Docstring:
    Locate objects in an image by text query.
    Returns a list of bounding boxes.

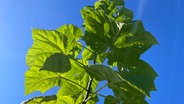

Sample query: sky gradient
[0,0,184,103]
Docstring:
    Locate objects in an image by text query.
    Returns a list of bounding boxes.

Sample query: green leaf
[57,96,75,104]
[25,24,83,95]
[82,46,106,64]
[119,60,158,97]
[26,24,82,67]
[86,65,122,82]
[25,59,86,95]
[108,82,148,104]
[25,68,62,95]
[81,7,122,54]
[94,0,133,22]
[81,9,110,53]
[22,95,57,104]
[82,46,94,61]
[40,53,71,73]
[56,24,83,55]
[104,95,117,104]
[57,73,99,104]
[108,20,158,66]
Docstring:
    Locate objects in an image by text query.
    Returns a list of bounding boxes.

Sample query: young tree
[23,0,158,104]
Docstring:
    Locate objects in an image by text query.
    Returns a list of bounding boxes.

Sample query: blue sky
[0,0,184,104]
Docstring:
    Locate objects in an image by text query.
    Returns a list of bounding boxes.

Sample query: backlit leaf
[57,73,99,104]
[25,68,62,95]
[26,24,82,68]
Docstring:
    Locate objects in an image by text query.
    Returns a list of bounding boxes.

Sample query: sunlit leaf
[25,68,62,95]
[26,24,82,67]
[57,73,99,104]
[57,96,75,104]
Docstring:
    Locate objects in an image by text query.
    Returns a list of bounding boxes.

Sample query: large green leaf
[108,20,158,66]
[85,65,149,103]
[25,24,83,95]
[25,68,62,95]
[40,53,71,73]
[56,24,83,55]
[119,60,158,97]
[26,24,82,67]
[109,82,148,104]
[81,8,112,54]
[25,59,87,95]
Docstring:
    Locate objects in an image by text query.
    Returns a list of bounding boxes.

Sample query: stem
[82,54,97,104]
[82,78,93,104]
[84,82,108,102]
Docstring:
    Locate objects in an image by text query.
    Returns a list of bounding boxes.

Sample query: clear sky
[0,0,183,104]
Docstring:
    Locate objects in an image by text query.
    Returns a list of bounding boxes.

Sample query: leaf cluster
[24,0,158,104]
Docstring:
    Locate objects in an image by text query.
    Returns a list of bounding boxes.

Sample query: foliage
[23,0,158,104]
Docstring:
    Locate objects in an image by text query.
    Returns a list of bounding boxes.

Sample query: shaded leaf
[81,6,120,54]
[119,60,158,97]
[109,82,148,104]
[86,65,122,82]
[94,0,133,22]
[40,53,71,73]
[104,95,117,104]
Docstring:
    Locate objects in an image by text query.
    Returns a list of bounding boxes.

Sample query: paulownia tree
[23,0,158,104]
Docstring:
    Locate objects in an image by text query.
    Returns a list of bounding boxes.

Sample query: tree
[23,0,158,104]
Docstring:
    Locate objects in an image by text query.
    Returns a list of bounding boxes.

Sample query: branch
[82,54,97,104]
[82,78,93,104]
